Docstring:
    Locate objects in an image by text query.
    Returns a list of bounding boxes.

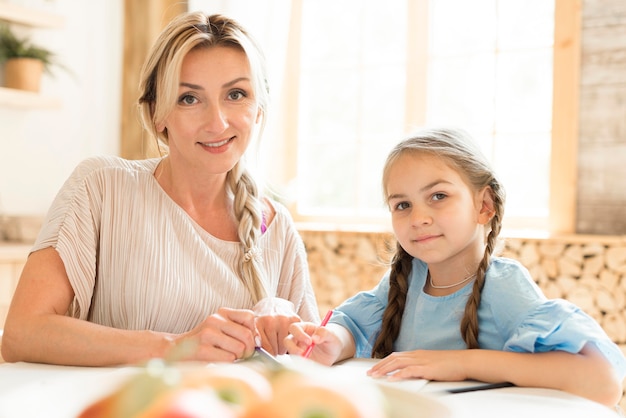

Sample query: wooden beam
[120,0,187,160]
[550,0,581,235]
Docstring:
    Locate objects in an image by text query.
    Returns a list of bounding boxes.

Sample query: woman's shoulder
[65,156,161,190]
[73,155,160,176]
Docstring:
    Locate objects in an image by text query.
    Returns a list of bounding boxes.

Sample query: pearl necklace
[429,272,477,289]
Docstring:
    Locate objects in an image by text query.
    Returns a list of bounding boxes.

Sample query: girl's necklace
[429,272,477,289]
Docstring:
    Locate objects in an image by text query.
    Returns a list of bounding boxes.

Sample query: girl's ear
[477,186,496,225]
[156,121,166,133]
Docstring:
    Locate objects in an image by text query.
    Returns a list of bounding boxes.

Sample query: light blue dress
[330,257,626,378]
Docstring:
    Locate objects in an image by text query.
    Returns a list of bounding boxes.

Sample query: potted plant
[0,24,61,92]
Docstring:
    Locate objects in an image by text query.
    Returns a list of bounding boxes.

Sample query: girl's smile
[413,234,442,244]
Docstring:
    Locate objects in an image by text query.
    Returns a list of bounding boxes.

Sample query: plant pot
[3,57,44,92]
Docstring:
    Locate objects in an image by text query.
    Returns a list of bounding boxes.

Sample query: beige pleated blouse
[31,156,319,332]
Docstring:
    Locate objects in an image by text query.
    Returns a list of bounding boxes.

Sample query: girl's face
[386,152,492,270]
[157,46,260,176]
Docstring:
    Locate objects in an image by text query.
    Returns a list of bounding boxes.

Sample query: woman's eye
[179,94,198,105]
[228,89,246,101]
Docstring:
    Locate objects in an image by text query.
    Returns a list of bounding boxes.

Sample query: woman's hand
[252,297,300,355]
[255,313,300,355]
[367,350,468,382]
[284,322,344,366]
[171,307,257,363]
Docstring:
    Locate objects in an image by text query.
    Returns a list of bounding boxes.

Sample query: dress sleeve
[330,273,390,358]
[504,298,626,379]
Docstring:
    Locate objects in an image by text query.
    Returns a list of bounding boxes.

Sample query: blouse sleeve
[31,157,106,320]
[504,298,626,379]
[270,202,320,323]
[330,273,390,358]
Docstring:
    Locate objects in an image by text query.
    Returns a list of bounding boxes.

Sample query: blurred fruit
[180,363,272,414]
[80,358,389,418]
[241,366,387,418]
[79,359,180,418]
[135,388,236,418]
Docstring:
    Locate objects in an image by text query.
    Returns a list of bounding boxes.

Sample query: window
[188,0,577,234]
[295,0,409,220]
[293,0,555,231]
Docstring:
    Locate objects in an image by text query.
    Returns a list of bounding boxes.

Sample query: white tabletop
[0,359,619,418]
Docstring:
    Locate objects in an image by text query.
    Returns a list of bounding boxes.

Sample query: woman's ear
[477,186,495,225]
[156,121,166,133]
[256,107,263,124]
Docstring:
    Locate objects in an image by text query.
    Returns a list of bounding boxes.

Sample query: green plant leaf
[0,24,63,74]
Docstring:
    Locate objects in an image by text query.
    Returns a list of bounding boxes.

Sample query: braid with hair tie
[372,243,412,358]
[459,180,504,348]
[227,162,268,304]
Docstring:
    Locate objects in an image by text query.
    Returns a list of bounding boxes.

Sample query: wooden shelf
[0,3,64,108]
[0,86,61,108]
[0,2,64,28]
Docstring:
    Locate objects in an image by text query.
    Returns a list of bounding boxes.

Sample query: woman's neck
[155,157,239,241]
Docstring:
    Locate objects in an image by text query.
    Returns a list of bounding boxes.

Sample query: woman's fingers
[256,314,300,355]
[176,308,257,362]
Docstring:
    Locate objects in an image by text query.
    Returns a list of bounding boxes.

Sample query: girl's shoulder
[488,256,527,273]
[481,257,546,313]
[486,257,535,285]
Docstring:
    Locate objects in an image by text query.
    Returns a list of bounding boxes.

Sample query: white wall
[0,0,123,216]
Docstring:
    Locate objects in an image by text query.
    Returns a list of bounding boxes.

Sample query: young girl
[285,128,626,408]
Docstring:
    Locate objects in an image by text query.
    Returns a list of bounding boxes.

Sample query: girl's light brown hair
[137,12,270,304]
[372,127,506,358]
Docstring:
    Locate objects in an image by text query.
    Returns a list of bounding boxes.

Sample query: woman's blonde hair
[372,127,506,358]
[138,12,270,304]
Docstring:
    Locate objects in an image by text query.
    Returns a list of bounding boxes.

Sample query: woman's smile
[197,136,235,152]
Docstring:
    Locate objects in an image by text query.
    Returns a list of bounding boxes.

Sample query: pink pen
[302,309,333,358]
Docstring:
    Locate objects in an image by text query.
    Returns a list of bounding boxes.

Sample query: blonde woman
[2,12,319,366]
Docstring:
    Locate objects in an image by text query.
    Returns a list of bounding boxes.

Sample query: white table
[0,359,620,418]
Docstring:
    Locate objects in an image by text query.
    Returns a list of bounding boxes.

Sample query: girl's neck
[425,256,482,296]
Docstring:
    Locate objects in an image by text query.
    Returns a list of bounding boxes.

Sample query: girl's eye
[179,94,198,105]
[432,192,447,202]
[394,201,410,211]
[228,89,247,101]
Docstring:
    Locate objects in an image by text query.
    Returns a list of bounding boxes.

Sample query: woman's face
[158,45,260,176]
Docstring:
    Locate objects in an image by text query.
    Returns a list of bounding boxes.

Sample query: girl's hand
[284,322,343,366]
[172,307,257,362]
[367,350,468,382]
